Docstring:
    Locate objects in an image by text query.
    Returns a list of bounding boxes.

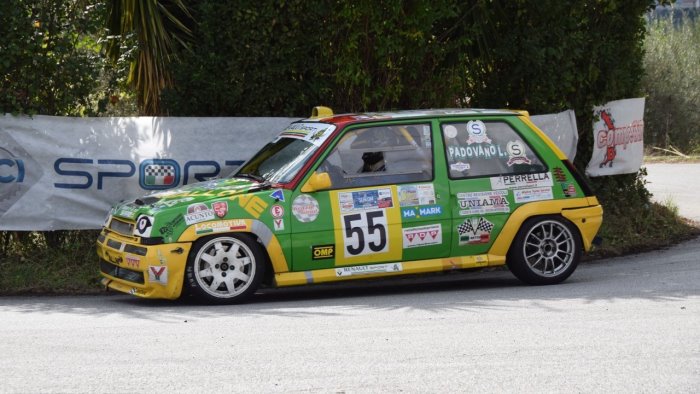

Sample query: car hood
[110,177,263,220]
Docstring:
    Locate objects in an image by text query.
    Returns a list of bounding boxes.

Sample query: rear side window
[441,121,546,179]
[318,123,433,189]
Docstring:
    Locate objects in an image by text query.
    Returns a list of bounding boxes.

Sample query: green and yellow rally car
[97,107,603,303]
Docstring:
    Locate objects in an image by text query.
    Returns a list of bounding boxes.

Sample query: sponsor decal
[562,183,577,197]
[148,266,168,285]
[184,209,215,225]
[235,194,268,219]
[397,184,436,207]
[271,204,284,219]
[312,244,335,260]
[513,187,554,203]
[342,210,389,257]
[506,140,532,166]
[401,205,442,219]
[279,123,336,146]
[443,124,458,139]
[490,172,553,190]
[466,120,491,144]
[457,190,510,216]
[116,206,137,219]
[270,189,285,202]
[159,215,184,237]
[194,219,247,235]
[187,203,208,214]
[338,188,393,213]
[157,250,167,265]
[134,215,154,237]
[129,288,145,296]
[273,218,284,231]
[448,144,507,161]
[140,159,179,190]
[152,197,195,209]
[450,162,471,172]
[402,224,442,248]
[552,167,568,182]
[292,194,320,222]
[457,217,494,245]
[124,254,140,268]
[212,201,228,218]
[335,262,403,277]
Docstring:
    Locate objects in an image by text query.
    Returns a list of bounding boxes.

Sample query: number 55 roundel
[330,187,403,266]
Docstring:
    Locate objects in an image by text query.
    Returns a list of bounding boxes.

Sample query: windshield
[235,123,336,184]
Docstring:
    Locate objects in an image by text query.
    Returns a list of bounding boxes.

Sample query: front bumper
[96,229,192,299]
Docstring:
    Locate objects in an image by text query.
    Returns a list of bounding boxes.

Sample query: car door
[289,122,450,272]
[440,117,551,258]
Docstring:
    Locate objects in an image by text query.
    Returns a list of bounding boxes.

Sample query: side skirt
[273,254,505,287]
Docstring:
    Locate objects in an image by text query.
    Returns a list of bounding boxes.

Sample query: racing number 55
[343,210,388,257]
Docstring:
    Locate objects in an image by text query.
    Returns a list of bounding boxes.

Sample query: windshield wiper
[236,173,266,183]
[236,173,273,190]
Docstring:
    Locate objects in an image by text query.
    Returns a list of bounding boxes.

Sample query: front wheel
[185,233,265,304]
[507,216,582,285]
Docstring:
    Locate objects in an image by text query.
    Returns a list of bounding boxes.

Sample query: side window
[442,120,546,179]
[318,124,433,189]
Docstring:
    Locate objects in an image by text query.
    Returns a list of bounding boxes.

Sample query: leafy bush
[643,11,700,153]
[0,1,102,115]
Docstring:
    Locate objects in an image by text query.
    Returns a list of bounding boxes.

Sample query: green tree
[0,0,106,115]
[104,0,193,115]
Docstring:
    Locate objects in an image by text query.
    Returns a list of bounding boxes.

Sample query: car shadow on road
[2,257,698,323]
[2,237,699,320]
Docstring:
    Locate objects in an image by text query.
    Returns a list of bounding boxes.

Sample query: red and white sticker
[273,218,284,231]
[148,266,168,285]
[402,224,442,248]
[212,201,228,218]
[271,204,285,219]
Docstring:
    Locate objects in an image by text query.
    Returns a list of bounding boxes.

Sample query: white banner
[1,111,582,231]
[530,110,578,160]
[0,115,297,230]
[585,98,645,177]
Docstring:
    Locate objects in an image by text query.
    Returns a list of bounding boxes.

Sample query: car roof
[299,108,524,125]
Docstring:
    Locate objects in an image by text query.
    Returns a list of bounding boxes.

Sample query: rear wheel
[185,233,264,304]
[507,216,581,285]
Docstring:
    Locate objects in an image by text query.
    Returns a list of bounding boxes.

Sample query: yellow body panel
[490,197,603,256]
[274,254,490,287]
[96,231,191,299]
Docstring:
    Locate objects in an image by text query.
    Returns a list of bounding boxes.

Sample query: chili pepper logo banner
[585,98,645,177]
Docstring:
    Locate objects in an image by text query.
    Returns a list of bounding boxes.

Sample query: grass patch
[588,201,699,259]
[644,155,700,164]
[0,231,103,295]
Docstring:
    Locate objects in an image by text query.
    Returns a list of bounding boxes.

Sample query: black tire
[506,216,582,285]
[185,233,265,304]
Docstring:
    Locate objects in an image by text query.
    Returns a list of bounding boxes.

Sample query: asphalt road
[1,163,698,393]
[1,238,699,393]
[645,162,700,222]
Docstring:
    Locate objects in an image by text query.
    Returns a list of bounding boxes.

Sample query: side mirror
[301,172,332,193]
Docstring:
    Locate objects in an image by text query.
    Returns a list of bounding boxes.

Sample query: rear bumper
[96,230,192,299]
[561,203,604,251]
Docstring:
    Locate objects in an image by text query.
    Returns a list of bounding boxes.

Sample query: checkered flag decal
[144,164,175,186]
[476,217,494,233]
[458,218,493,235]
[457,220,474,235]
[145,165,175,177]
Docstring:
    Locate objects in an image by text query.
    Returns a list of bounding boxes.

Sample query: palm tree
[104,0,192,115]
